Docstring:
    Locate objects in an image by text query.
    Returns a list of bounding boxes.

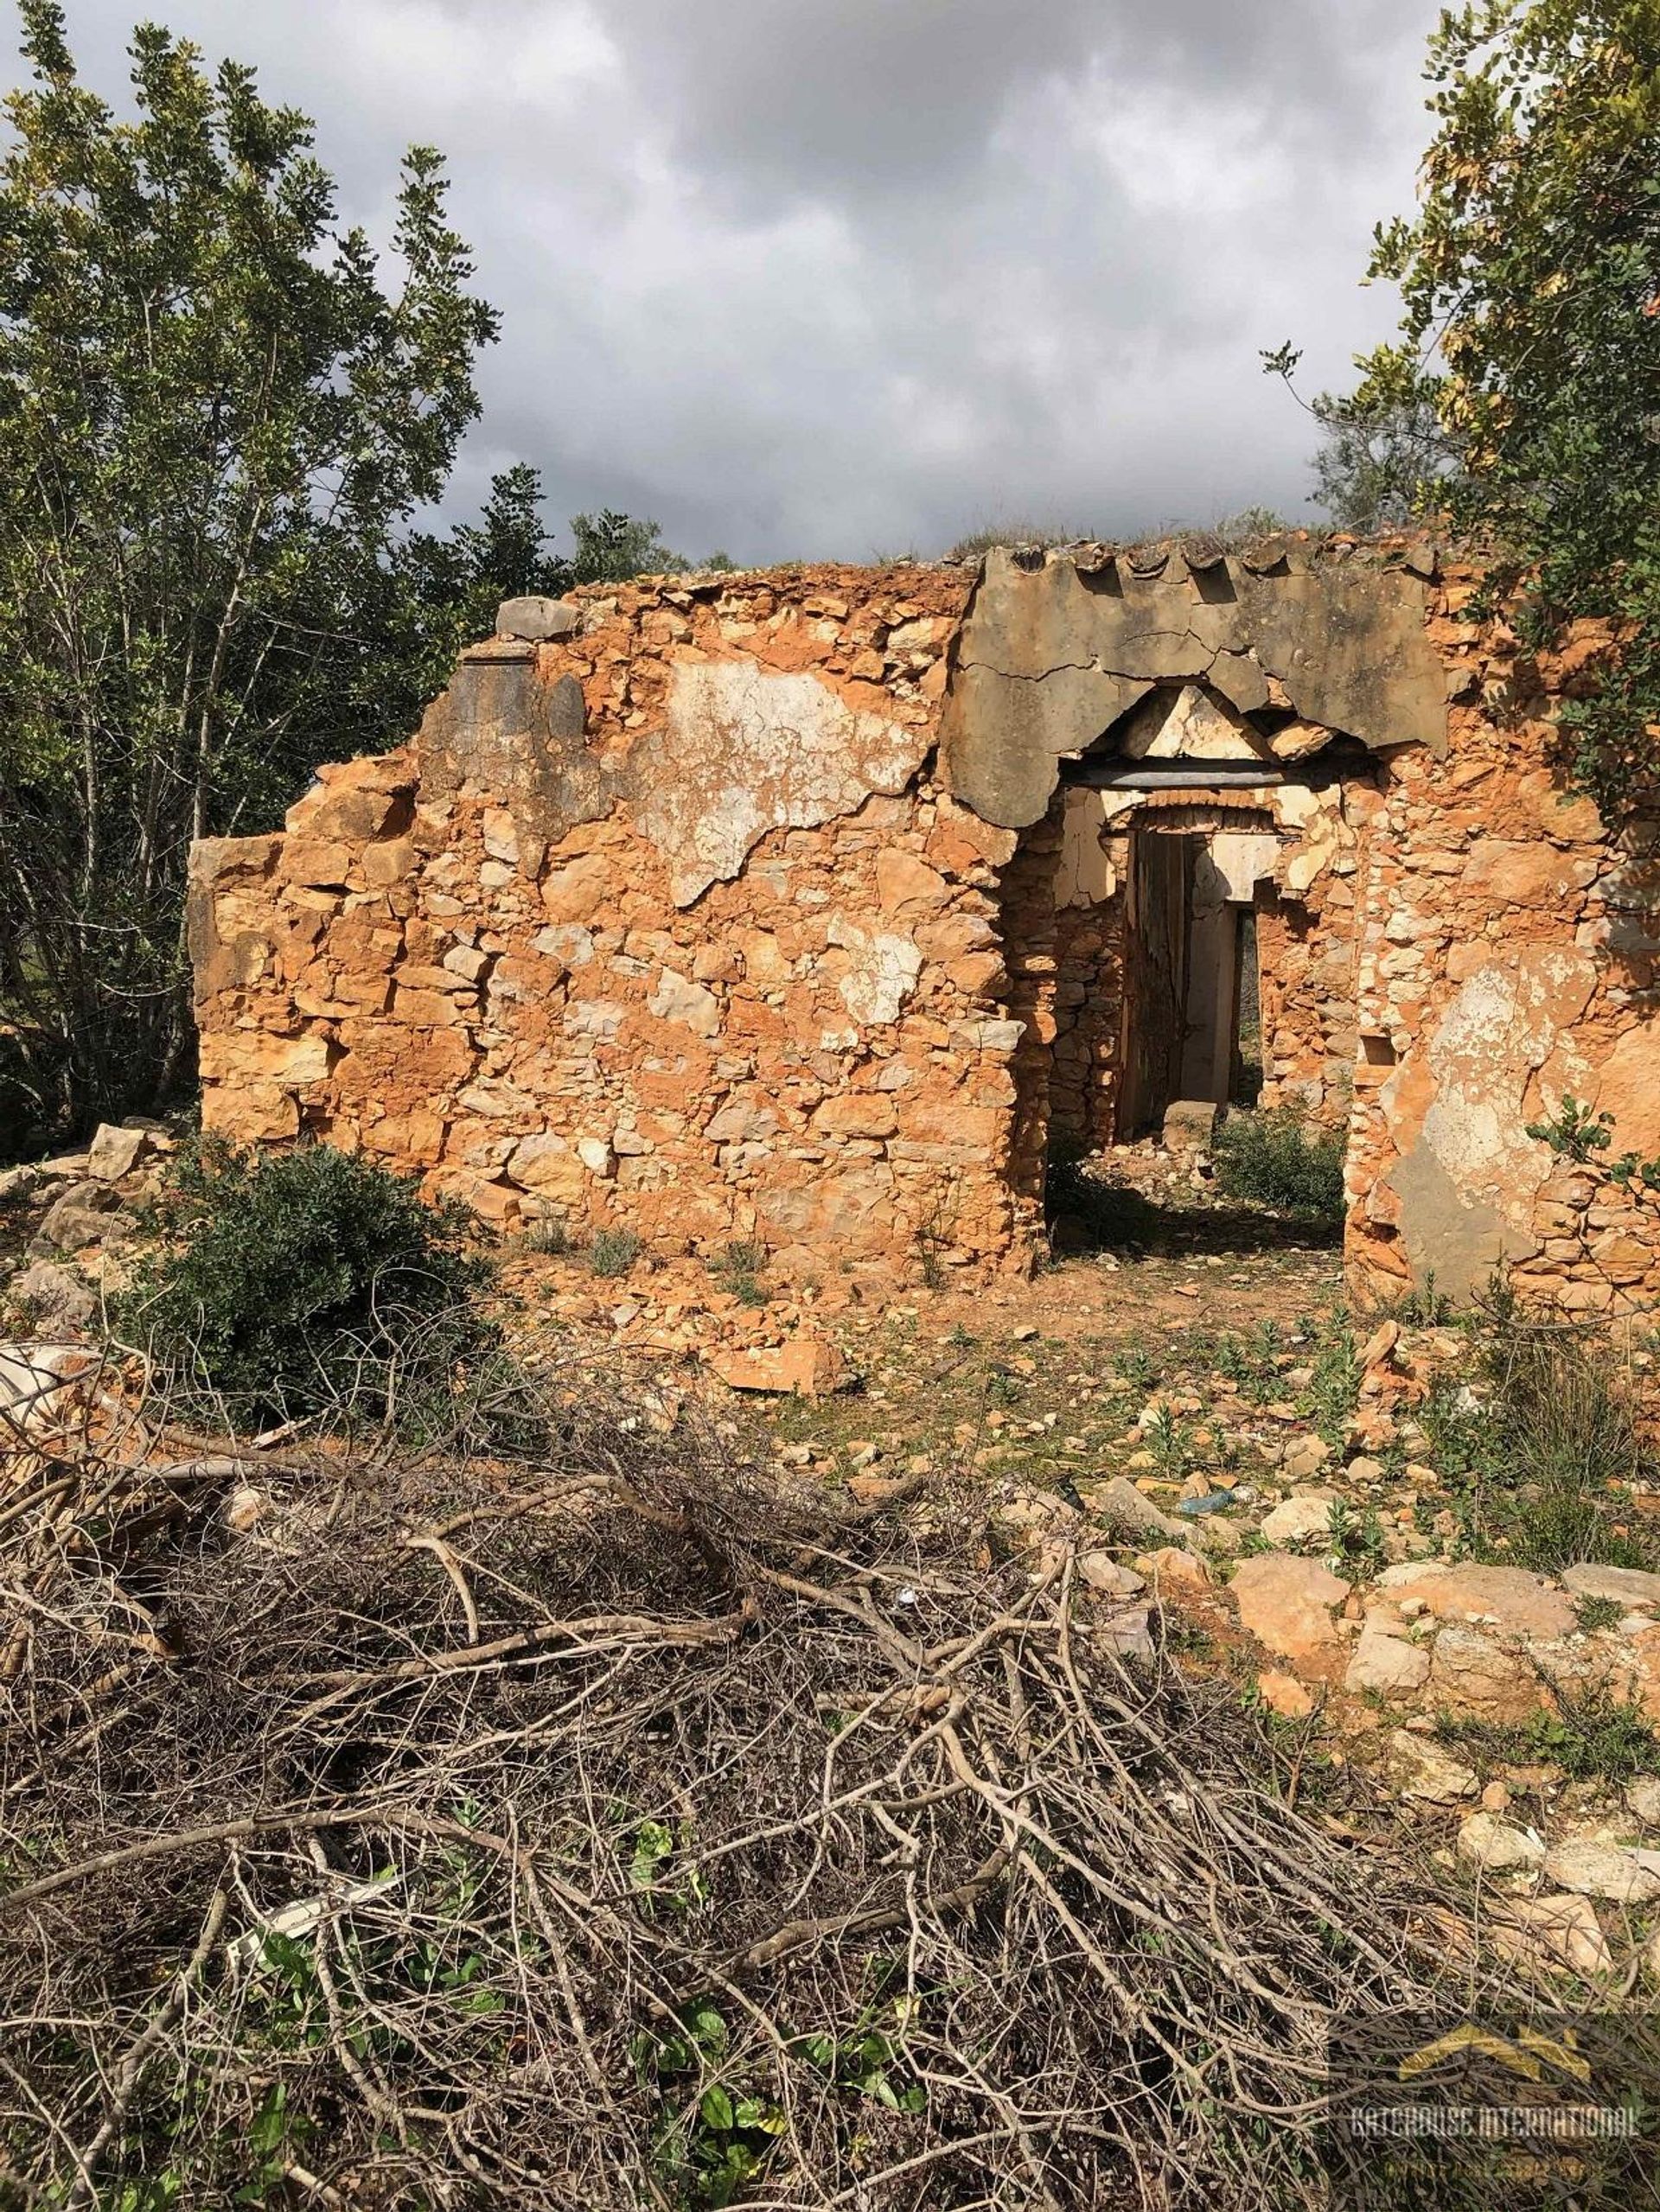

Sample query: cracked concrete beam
[939,546,1447,829]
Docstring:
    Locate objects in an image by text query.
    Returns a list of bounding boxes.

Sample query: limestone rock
[1389,1729,1477,1804]
[1259,1489,1338,1546]
[1080,1476,1186,1543]
[1491,1894,1612,1979]
[495,594,578,641]
[1344,1618,1430,1699]
[1625,1777,1660,1829]
[1257,1670,1314,1718]
[1077,1552,1146,1599]
[1092,1605,1156,1663]
[1427,1624,1545,1721]
[1455,1812,1544,1873]
[1229,1554,1350,1674]
[1376,1561,1576,1642]
[1135,1546,1214,1595]
[7,1261,95,1331]
[86,1122,153,1181]
[1279,1437,1333,1484]
[1542,1836,1660,1905]
[1562,1563,1660,1612]
[38,1183,124,1253]
[707,1335,846,1399]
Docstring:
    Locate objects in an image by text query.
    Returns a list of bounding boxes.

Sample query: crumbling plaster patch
[631,660,930,906]
[1382,947,1598,1295]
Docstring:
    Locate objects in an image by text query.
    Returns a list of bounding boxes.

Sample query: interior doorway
[1117,826,1269,1142]
[1116,832,1197,1139]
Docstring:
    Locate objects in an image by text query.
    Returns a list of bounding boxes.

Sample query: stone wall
[192,564,1050,1279]
[188,538,1660,1305]
[1343,572,1660,1308]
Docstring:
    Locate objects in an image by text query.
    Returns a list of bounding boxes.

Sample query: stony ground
[10,1125,1660,1985]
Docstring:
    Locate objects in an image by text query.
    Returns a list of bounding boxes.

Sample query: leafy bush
[590,1227,643,1278]
[1419,1283,1657,1574]
[112,1141,493,1425]
[1212,1110,1344,1222]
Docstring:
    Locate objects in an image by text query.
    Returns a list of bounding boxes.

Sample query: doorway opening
[1117,821,1274,1143]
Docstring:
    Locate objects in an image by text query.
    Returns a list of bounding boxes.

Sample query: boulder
[86,1122,153,1181]
[1229,1554,1350,1674]
[7,1260,95,1331]
[1456,1813,1545,1873]
[1389,1729,1477,1804]
[707,1334,846,1399]
[495,594,578,641]
[37,1182,125,1253]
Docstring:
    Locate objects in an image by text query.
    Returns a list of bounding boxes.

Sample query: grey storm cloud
[0,0,1445,563]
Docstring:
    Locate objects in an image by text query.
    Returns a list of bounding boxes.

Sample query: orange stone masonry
[188,543,1660,1304]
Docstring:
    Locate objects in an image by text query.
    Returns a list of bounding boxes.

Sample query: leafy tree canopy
[0,6,715,1157]
[1291,1,1660,815]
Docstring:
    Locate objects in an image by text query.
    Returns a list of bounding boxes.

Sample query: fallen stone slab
[86,1121,154,1181]
[1229,1553,1350,1675]
[1561,1563,1660,1612]
[1542,1836,1660,1905]
[1455,1812,1545,1873]
[706,1334,846,1399]
[1375,1560,1576,1642]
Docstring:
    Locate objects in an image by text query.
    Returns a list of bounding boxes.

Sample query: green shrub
[1212,1110,1344,1221]
[1419,1282,1657,1573]
[112,1140,493,1425]
[590,1227,643,1278]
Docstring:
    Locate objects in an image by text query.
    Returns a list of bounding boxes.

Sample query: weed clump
[1213,1110,1344,1223]
[590,1226,643,1278]
[112,1139,493,1426]
[1421,1281,1657,1573]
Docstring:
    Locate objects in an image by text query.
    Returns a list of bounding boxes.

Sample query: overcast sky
[2,0,1446,564]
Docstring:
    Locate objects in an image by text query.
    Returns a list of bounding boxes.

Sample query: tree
[1348,0,1660,816]
[0,3,497,1151]
[1261,347,1463,532]
[570,507,687,584]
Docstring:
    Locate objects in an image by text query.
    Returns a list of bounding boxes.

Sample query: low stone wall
[191,564,1047,1278]
[188,539,1660,1306]
[1344,575,1660,1308]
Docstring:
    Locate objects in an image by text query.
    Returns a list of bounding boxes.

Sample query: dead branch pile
[0,1348,1606,2209]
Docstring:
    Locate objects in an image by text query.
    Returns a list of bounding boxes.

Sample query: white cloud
[0,0,1446,559]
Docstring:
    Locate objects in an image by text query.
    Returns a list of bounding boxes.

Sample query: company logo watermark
[1324,2008,1658,2206]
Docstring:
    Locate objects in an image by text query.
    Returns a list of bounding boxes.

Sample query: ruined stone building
[188,535,1660,1307]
